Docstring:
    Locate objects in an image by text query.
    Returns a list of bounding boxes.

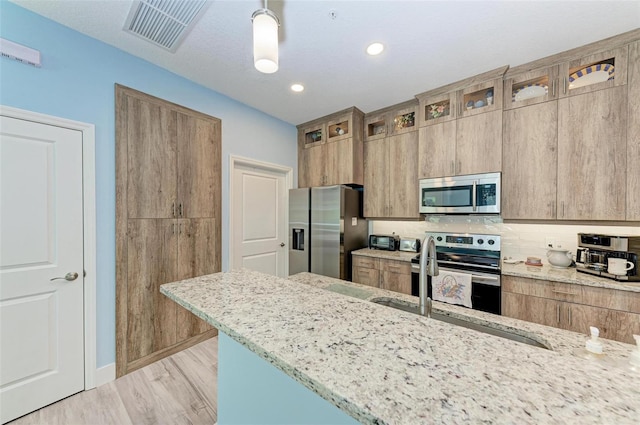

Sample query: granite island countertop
[161,269,639,425]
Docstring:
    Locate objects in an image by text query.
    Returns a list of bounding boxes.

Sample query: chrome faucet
[419,235,439,317]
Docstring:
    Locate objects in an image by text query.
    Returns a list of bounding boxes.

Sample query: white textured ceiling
[10,0,640,125]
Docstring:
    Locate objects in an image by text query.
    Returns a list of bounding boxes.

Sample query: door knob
[280,242,285,247]
[50,272,79,282]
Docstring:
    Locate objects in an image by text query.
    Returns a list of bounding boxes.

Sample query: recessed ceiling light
[366,42,384,56]
[291,83,304,92]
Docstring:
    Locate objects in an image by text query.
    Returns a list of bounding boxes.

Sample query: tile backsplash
[370,217,640,261]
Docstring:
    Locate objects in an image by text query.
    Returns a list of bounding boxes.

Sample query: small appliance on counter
[576,233,639,281]
[399,238,421,253]
[368,234,399,251]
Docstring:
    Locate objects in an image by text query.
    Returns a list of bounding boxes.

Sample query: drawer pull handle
[552,289,578,296]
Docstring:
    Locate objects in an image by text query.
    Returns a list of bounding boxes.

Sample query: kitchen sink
[371,298,549,349]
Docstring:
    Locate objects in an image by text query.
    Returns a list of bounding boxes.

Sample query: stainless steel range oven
[411,232,502,315]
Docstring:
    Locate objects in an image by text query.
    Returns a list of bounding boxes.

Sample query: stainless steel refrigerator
[289,185,367,280]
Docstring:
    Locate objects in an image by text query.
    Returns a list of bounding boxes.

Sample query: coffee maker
[576,233,639,281]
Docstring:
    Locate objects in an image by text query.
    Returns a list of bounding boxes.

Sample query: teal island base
[217,333,359,425]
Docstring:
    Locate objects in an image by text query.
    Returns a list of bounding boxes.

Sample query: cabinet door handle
[568,307,572,326]
[563,77,567,94]
[556,304,561,324]
[172,202,176,218]
[551,79,556,97]
[172,222,177,234]
[561,201,565,218]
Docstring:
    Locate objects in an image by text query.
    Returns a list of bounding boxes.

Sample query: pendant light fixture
[252,0,280,73]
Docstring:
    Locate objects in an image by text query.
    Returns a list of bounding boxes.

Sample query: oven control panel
[426,232,500,252]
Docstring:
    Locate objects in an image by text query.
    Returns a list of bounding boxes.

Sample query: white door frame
[229,155,293,274]
[0,105,97,390]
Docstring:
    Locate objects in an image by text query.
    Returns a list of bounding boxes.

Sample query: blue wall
[0,1,297,368]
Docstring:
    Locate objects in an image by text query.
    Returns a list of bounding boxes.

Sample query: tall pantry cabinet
[115,85,220,377]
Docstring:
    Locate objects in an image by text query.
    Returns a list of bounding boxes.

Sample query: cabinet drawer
[353,267,379,288]
[353,256,379,269]
[379,259,411,274]
[502,276,582,303]
[579,285,640,314]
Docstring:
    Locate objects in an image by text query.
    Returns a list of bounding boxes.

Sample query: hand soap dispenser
[586,326,604,355]
[575,326,609,362]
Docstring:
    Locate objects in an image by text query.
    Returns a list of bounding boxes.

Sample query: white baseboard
[95,362,116,387]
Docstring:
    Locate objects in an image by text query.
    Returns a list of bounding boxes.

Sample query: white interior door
[232,162,288,277]
[0,116,85,423]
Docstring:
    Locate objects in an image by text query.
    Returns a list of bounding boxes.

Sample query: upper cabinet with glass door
[390,101,418,135]
[504,65,559,110]
[326,113,353,143]
[559,46,628,97]
[300,123,326,148]
[457,76,504,118]
[417,91,456,127]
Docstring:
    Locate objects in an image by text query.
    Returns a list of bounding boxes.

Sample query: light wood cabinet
[502,275,640,344]
[363,100,420,219]
[502,35,637,222]
[126,102,219,219]
[363,138,387,217]
[297,107,364,188]
[379,260,412,294]
[352,256,412,295]
[502,101,558,220]
[126,97,177,219]
[627,40,640,220]
[455,111,502,176]
[417,67,507,179]
[116,85,219,377]
[417,111,502,178]
[364,132,419,218]
[557,86,627,220]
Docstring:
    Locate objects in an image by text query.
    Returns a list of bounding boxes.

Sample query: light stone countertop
[501,262,640,293]
[352,248,417,262]
[351,249,640,293]
[161,269,639,425]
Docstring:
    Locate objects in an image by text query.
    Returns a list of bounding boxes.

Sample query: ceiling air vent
[124,0,209,52]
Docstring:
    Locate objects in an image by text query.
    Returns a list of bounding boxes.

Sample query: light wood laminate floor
[10,337,218,425]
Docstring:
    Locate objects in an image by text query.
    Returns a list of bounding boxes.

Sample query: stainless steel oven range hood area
[419,172,501,215]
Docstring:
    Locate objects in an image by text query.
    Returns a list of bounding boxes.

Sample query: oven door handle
[411,264,501,287]
[437,260,500,271]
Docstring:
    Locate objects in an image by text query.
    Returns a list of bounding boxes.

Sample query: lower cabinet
[352,256,412,295]
[502,276,640,344]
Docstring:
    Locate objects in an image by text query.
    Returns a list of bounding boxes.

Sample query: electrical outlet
[545,237,556,248]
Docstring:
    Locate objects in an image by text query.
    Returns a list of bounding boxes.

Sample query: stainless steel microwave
[419,172,501,214]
